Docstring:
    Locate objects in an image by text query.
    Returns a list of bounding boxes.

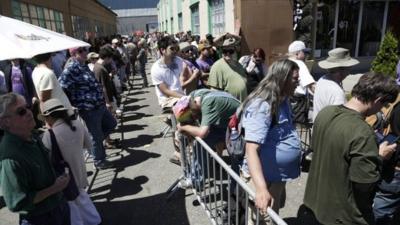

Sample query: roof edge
[94,0,118,16]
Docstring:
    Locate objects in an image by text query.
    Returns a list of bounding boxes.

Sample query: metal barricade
[166,134,287,225]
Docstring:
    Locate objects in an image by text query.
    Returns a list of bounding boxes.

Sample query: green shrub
[371,31,399,78]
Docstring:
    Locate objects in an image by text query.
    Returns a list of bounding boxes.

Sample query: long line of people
[150,31,400,225]
[0,34,151,225]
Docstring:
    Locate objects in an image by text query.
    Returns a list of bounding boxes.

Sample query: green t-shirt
[0,132,63,217]
[304,105,381,225]
[191,89,240,129]
[208,58,248,102]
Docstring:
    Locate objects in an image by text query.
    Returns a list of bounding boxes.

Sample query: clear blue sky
[98,0,159,10]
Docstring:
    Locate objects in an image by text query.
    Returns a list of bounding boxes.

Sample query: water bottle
[230,127,239,141]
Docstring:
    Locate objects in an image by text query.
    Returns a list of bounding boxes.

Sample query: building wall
[238,0,293,65]
[117,15,158,34]
[158,0,235,37]
[0,0,117,39]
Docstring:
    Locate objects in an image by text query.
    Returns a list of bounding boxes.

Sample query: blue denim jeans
[191,127,226,190]
[79,105,117,163]
[373,170,400,225]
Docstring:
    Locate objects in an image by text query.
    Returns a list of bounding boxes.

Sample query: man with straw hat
[313,48,359,121]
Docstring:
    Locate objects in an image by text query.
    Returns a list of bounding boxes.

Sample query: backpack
[225,107,246,157]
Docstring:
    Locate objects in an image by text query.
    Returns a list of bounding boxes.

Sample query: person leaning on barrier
[303,72,398,225]
[0,93,71,225]
[240,59,301,225]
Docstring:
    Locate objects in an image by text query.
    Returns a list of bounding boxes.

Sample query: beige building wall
[198,0,209,37]
[224,0,235,34]
[181,0,191,33]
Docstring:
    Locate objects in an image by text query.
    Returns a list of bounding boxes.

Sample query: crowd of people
[0,28,400,225]
[150,31,400,225]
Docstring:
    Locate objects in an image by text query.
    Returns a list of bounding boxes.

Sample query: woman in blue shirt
[241,59,301,223]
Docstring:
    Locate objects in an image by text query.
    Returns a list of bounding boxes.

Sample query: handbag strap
[48,129,64,163]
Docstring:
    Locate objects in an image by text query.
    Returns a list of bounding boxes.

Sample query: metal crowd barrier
[166,133,287,225]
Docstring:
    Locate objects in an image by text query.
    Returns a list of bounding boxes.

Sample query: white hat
[111,38,119,44]
[318,48,360,69]
[87,52,99,60]
[222,37,238,49]
[288,40,311,53]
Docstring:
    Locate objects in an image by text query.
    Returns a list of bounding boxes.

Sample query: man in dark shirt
[0,93,70,225]
[93,46,115,113]
[304,72,398,225]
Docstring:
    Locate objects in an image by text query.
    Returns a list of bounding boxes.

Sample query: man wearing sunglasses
[59,47,117,170]
[151,36,185,109]
[0,93,71,225]
[208,37,247,102]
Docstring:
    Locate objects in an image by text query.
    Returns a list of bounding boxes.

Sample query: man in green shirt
[304,72,398,225]
[0,93,70,225]
[208,37,248,102]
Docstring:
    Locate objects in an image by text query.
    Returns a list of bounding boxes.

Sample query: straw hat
[318,48,359,69]
[179,42,192,52]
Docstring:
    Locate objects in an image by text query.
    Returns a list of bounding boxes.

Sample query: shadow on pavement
[91,176,149,201]
[122,112,152,122]
[118,124,147,133]
[284,204,321,225]
[94,189,192,225]
[122,134,162,148]
[124,104,149,112]
[113,149,161,169]
[124,97,146,105]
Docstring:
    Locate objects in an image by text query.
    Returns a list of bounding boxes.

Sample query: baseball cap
[288,41,311,53]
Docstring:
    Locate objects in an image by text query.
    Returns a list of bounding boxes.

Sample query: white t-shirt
[290,58,315,95]
[151,57,184,105]
[313,75,346,121]
[32,66,72,110]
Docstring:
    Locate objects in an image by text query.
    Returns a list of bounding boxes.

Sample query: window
[209,0,225,36]
[178,13,183,32]
[191,4,200,35]
[335,0,360,56]
[315,0,336,58]
[359,1,385,56]
[11,0,65,33]
[71,15,90,39]
[386,1,400,40]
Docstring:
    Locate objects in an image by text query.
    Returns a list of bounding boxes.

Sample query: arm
[180,66,200,89]
[177,124,209,138]
[33,174,70,204]
[246,142,273,212]
[306,83,315,94]
[158,82,184,98]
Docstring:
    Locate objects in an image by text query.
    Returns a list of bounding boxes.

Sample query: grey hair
[240,59,299,122]
[0,93,23,130]
[0,93,20,118]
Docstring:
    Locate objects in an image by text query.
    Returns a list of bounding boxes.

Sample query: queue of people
[0,34,150,225]
[1,28,400,225]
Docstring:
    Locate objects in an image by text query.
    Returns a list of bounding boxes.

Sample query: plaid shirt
[59,58,105,111]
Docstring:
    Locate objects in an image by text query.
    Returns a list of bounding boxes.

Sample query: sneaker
[94,160,114,170]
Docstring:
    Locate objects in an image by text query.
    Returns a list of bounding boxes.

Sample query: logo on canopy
[15,34,50,41]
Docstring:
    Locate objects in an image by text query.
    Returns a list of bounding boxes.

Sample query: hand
[379,141,396,160]
[52,173,70,192]
[176,123,182,132]
[106,103,113,112]
[254,188,274,214]
[193,68,201,78]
